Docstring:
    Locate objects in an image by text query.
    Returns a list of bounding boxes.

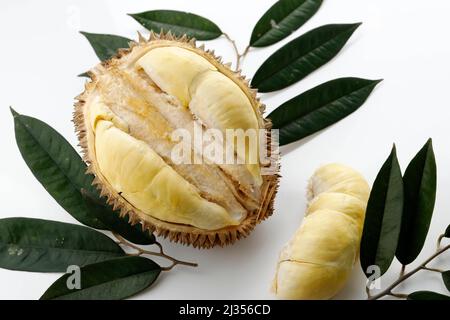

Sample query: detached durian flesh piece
[74,32,279,248]
[272,164,369,299]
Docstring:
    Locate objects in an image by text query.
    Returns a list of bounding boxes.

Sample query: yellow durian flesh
[273,163,369,300]
[307,163,370,202]
[136,46,262,185]
[136,46,216,107]
[306,192,367,229]
[93,119,238,230]
[75,33,279,247]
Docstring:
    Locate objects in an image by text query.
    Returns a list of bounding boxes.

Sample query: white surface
[1,0,450,300]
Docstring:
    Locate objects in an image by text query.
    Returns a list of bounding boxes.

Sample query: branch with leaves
[360,140,450,300]
[2,0,382,300]
[81,0,380,147]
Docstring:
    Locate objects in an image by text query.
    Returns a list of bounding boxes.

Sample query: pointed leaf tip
[12,113,107,229]
[360,144,403,278]
[10,107,18,117]
[80,32,132,61]
[396,139,437,265]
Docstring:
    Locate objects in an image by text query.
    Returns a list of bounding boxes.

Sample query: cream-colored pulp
[85,46,263,230]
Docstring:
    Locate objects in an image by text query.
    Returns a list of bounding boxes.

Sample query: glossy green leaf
[80,32,131,61]
[250,0,322,47]
[11,109,106,229]
[268,78,381,146]
[396,139,437,265]
[40,257,161,300]
[129,10,222,40]
[360,145,403,278]
[408,291,450,300]
[81,190,155,245]
[0,218,124,272]
[252,23,361,92]
[442,271,450,291]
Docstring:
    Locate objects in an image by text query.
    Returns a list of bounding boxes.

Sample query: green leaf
[128,10,222,40]
[80,32,131,61]
[250,0,322,47]
[360,145,403,278]
[442,271,450,291]
[396,139,437,265]
[81,190,155,245]
[11,109,106,229]
[408,291,450,300]
[252,23,361,92]
[445,225,450,237]
[268,78,381,146]
[40,257,161,300]
[0,218,124,272]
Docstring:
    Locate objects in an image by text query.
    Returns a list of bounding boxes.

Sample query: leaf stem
[223,33,250,71]
[112,233,198,270]
[437,234,444,249]
[400,265,406,277]
[368,244,450,300]
[421,266,443,273]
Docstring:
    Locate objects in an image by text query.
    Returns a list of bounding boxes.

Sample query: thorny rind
[366,234,450,300]
[113,232,198,271]
[74,31,280,249]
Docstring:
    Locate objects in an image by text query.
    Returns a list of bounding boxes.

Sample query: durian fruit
[74,31,279,248]
[272,164,369,299]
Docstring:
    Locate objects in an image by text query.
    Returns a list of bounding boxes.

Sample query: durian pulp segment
[306,192,367,230]
[88,98,240,230]
[307,164,370,203]
[136,46,262,186]
[273,164,369,299]
[274,210,358,299]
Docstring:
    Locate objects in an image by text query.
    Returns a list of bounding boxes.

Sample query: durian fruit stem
[223,33,250,71]
[367,244,450,300]
[112,233,198,270]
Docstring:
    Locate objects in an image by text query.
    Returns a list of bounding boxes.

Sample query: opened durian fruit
[74,32,279,248]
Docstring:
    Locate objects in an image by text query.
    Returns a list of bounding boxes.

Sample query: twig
[421,266,443,273]
[223,33,250,71]
[112,233,198,271]
[388,292,409,299]
[365,282,372,299]
[368,244,450,300]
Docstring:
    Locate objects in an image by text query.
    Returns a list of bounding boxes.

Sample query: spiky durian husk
[74,31,280,248]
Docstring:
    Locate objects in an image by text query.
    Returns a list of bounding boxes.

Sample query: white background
[1,0,449,300]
